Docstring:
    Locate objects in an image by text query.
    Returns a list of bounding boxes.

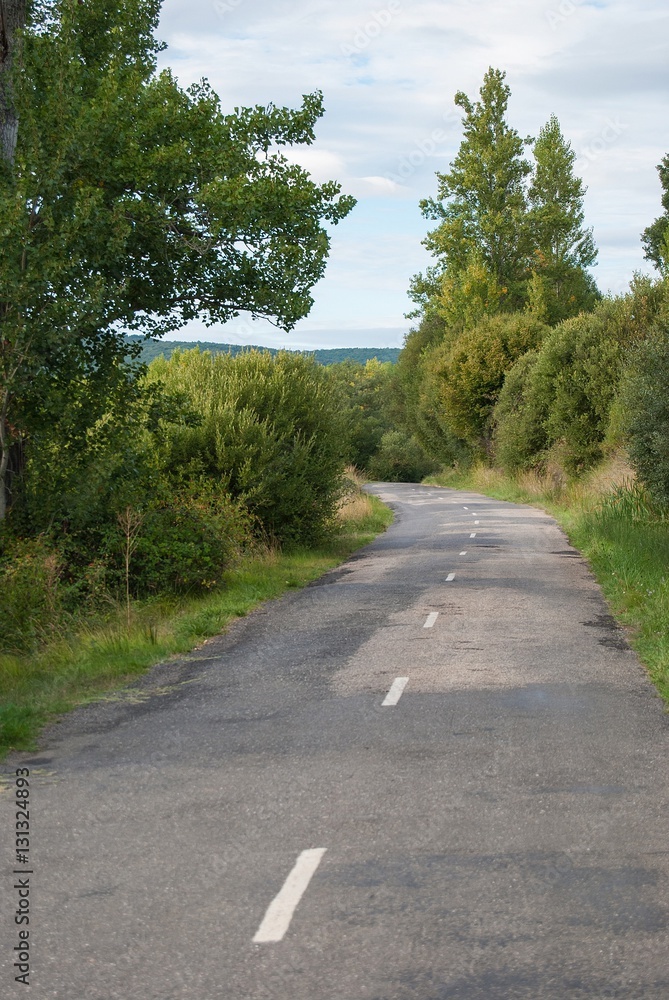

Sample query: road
[2,482,669,999]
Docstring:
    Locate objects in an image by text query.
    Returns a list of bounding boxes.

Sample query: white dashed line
[470,533,476,538]
[460,551,467,556]
[445,573,456,582]
[424,612,439,628]
[382,677,409,706]
[253,849,327,944]
[463,506,469,509]
[474,521,480,525]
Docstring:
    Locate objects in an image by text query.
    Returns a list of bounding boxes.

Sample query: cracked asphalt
[2,482,668,999]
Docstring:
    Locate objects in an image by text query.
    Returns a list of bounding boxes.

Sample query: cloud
[156,0,667,345]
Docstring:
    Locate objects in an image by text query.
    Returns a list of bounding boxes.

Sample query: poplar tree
[526,114,598,323]
[419,68,532,312]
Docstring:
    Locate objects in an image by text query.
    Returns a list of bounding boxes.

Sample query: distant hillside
[125,336,400,366]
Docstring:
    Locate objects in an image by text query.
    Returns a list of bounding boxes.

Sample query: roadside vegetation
[0,481,392,757]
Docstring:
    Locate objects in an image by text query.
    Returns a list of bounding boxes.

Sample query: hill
[125,336,400,366]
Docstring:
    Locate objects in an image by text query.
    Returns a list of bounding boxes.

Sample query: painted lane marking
[474,520,480,525]
[459,551,467,556]
[382,677,409,706]
[463,506,469,509]
[424,612,439,629]
[253,849,327,943]
[470,533,476,538]
[445,573,456,582]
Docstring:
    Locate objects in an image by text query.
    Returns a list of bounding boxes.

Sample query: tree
[419,68,532,315]
[642,154,669,275]
[425,313,548,452]
[526,114,599,323]
[0,0,26,163]
[0,0,355,521]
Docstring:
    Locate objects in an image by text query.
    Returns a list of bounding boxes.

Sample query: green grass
[426,463,669,707]
[0,494,393,758]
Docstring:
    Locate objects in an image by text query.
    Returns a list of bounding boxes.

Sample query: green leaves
[1,0,355,523]
[416,69,598,330]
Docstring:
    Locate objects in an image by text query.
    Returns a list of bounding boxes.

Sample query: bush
[493,350,547,472]
[423,313,548,451]
[620,321,669,506]
[367,430,438,483]
[0,538,68,653]
[493,280,668,476]
[147,349,347,544]
[128,487,253,594]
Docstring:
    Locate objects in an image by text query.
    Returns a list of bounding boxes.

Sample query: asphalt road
[2,483,669,999]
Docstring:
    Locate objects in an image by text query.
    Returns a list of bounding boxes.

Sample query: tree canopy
[0,0,355,519]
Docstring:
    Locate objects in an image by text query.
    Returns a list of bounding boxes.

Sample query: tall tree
[0,0,355,521]
[419,68,532,313]
[642,154,669,276]
[526,114,598,323]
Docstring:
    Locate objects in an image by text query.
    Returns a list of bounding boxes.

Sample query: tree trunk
[0,0,26,163]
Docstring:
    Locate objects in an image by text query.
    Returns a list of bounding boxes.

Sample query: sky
[156,0,669,350]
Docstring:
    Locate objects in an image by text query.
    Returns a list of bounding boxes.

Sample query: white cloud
[157,0,667,347]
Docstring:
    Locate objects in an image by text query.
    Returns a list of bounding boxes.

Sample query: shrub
[493,350,547,472]
[620,321,669,506]
[0,538,68,653]
[128,487,254,594]
[424,313,548,451]
[493,280,668,476]
[367,430,438,483]
[147,349,347,544]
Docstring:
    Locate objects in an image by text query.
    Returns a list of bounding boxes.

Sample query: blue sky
[157,0,669,350]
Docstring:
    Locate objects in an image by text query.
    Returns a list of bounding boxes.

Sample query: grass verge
[426,461,669,707]
[0,491,393,758]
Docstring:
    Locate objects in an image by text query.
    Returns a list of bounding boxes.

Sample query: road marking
[463,506,469,509]
[459,551,467,556]
[253,849,327,943]
[474,520,480,524]
[445,573,456,582]
[424,612,439,628]
[470,533,476,538]
[382,677,409,706]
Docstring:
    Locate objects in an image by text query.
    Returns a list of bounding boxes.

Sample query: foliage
[0,535,67,653]
[642,154,669,275]
[327,359,395,469]
[0,0,354,521]
[0,483,393,755]
[367,429,438,483]
[620,317,669,506]
[147,349,348,544]
[526,114,599,324]
[413,71,599,332]
[390,313,468,466]
[420,68,532,310]
[127,484,254,594]
[423,313,548,451]
[493,278,668,475]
